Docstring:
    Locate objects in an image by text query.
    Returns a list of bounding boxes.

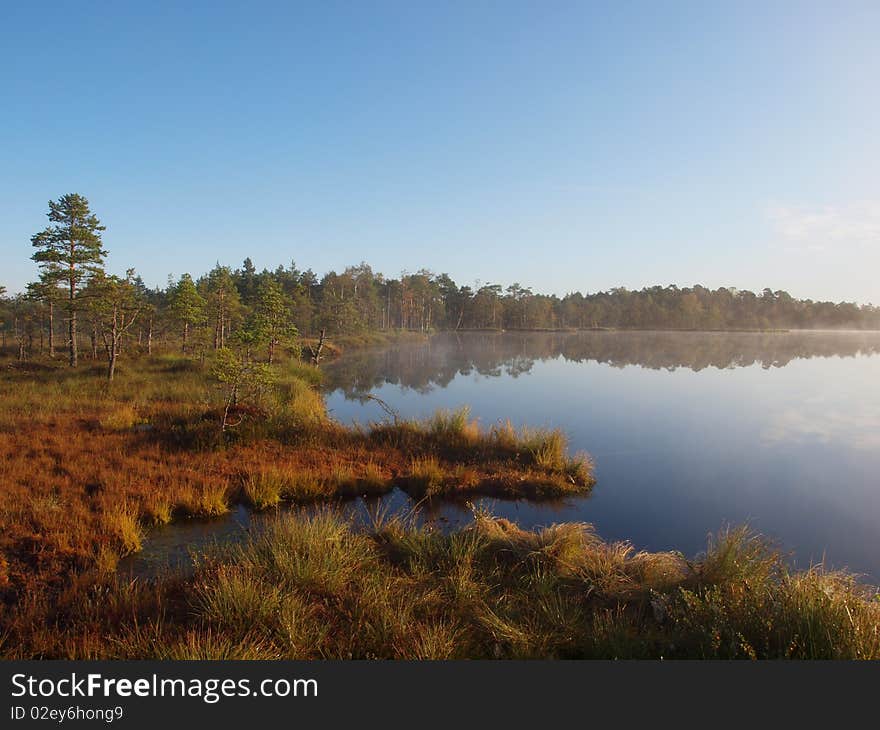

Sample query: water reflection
[122,491,579,580]
[324,331,880,582]
[126,331,880,583]
[323,330,880,398]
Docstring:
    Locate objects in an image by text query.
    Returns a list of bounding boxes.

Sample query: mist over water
[324,331,880,582]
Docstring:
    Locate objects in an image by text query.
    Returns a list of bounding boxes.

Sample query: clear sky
[2,1,878,303]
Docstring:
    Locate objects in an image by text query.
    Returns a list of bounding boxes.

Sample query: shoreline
[1,340,878,659]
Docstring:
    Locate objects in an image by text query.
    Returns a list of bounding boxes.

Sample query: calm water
[323,331,880,581]
[124,330,880,582]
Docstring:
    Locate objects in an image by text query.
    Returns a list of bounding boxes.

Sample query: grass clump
[358,460,390,495]
[286,361,324,387]
[100,403,140,431]
[428,407,480,447]
[194,565,284,634]
[242,471,283,510]
[522,427,568,471]
[178,480,230,517]
[141,492,174,525]
[284,470,334,501]
[404,455,447,497]
[275,379,326,429]
[106,502,144,556]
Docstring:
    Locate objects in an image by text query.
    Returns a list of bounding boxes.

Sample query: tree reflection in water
[323,330,880,399]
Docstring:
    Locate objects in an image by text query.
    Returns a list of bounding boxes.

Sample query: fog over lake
[324,331,880,581]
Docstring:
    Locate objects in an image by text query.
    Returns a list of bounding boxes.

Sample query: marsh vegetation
[2,195,878,660]
[4,507,878,659]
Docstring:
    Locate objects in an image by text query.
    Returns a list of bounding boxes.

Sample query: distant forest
[6,256,880,357]
[4,194,879,364]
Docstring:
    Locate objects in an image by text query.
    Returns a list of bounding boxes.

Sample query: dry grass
[405,455,447,497]
[242,471,284,510]
[105,502,145,556]
[0,352,593,621]
[3,509,877,659]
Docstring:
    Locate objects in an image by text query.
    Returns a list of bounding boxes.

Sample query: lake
[124,330,880,582]
[322,330,880,582]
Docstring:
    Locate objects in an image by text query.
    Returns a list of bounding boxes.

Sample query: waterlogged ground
[126,331,880,582]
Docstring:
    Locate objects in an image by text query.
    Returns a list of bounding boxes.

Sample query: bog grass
[4,509,877,660]
[5,348,873,660]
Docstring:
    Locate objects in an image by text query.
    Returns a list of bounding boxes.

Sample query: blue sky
[2,1,878,303]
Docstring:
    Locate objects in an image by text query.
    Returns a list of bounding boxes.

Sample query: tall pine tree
[31,194,106,367]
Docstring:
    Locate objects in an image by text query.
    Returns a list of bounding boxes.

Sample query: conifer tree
[31,194,106,367]
[169,273,206,353]
[252,278,298,363]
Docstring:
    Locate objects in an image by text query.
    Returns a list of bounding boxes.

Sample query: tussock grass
[148,630,283,660]
[284,470,334,501]
[427,407,480,447]
[105,502,144,556]
[142,494,174,525]
[367,410,594,498]
[8,509,877,659]
[195,565,283,633]
[274,379,327,430]
[285,361,324,387]
[521,427,568,471]
[405,455,447,497]
[376,414,593,477]
[359,460,390,495]
[242,471,283,510]
[178,480,230,517]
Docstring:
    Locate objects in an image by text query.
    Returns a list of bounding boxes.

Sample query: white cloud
[767,201,880,252]
[762,396,880,452]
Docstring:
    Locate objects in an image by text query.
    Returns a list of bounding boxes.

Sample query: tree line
[3,194,879,375]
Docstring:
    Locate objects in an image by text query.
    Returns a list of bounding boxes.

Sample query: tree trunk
[107,349,117,381]
[69,296,77,366]
[48,300,55,358]
[69,244,78,367]
[107,311,119,381]
[147,316,153,355]
[309,329,326,366]
[183,321,189,353]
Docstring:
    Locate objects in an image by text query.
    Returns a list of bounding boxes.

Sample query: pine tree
[31,194,106,367]
[202,265,241,350]
[252,278,297,363]
[169,274,206,353]
[88,270,143,381]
